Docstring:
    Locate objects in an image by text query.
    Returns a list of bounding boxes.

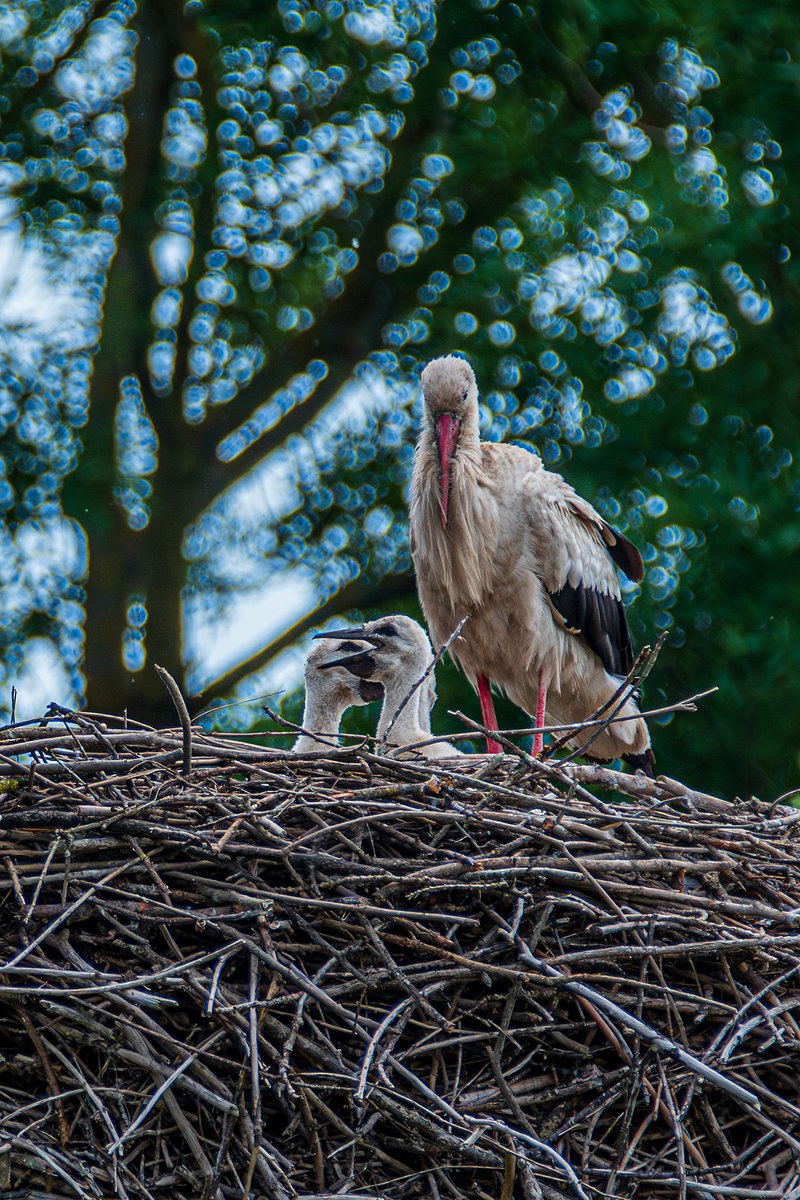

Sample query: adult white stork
[315,615,462,759]
[291,636,383,753]
[409,354,654,773]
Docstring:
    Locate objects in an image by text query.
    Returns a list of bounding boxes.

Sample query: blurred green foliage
[0,0,797,798]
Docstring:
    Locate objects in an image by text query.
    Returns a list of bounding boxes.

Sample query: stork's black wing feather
[550,488,644,583]
[602,523,643,582]
[547,581,635,679]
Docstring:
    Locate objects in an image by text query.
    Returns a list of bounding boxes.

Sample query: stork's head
[315,615,435,689]
[304,636,384,706]
[420,355,477,526]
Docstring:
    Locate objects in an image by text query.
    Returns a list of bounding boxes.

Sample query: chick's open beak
[434,413,460,528]
[318,649,377,680]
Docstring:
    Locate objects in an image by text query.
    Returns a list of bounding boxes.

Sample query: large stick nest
[1,711,799,1200]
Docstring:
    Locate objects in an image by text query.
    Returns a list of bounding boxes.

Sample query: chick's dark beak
[313,626,384,648]
[318,649,378,680]
[434,413,460,528]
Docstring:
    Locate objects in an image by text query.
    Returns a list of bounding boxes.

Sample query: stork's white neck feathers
[410,397,497,609]
[293,687,350,753]
[377,675,429,748]
[293,640,373,753]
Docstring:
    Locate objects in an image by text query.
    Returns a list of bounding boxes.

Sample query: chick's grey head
[357,615,435,682]
[420,354,477,418]
[304,637,383,704]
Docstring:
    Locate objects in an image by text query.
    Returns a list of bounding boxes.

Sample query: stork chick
[410,354,654,773]
[292,637,383,754]
[316,615,461,759]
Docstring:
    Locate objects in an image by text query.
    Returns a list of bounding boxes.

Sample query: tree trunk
[60,0,479,724]
[63,3,181,721]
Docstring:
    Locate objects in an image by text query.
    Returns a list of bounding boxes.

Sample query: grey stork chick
[292,637,384,754]
[409,353,654,774]
[315,615,462,759]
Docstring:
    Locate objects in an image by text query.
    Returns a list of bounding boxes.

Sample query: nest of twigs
[1,709,799,1200]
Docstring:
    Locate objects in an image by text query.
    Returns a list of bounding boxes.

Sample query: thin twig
[154,664,193,774]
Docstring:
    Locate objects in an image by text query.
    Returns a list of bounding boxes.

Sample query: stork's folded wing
[526,471,639,680]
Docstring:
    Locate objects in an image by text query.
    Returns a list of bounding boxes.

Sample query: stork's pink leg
[476,674,503,754]
[533,670,547,757]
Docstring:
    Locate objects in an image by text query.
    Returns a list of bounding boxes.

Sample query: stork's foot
[486,736,503,755]
[531,732,544,757]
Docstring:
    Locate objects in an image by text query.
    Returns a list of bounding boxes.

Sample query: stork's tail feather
[624,748,656,778]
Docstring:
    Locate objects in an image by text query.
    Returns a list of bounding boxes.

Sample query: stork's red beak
[434,413,460,527]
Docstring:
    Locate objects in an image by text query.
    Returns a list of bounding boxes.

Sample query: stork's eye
[461,388,468,402]
[376,623,397,637]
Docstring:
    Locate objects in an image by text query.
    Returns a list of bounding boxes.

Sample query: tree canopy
[0,0,797,798]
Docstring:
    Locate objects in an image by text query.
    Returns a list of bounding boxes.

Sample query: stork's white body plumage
[316,615,462,759]
[410,355,653,769]
[292,637,383,753]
